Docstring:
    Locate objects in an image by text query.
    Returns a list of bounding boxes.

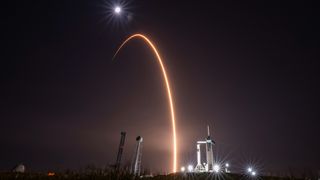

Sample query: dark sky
[1,0,320,175]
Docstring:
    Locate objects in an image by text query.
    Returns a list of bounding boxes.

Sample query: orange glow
[47,172,55,176]
[113,34,178,173]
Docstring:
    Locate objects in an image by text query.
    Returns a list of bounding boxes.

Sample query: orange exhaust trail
[113,34,178,173]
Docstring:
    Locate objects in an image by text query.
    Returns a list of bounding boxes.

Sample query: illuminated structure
[113,34,178,172]
[12,164,26,173]
[131,136,143,176]
[194,144,205,172]
[205,126,215,171]
[194,126,215,172]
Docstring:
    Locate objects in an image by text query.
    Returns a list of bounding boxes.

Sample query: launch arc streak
[113,34,178,173]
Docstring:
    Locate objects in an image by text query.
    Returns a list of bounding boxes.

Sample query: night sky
[1,0,320,175]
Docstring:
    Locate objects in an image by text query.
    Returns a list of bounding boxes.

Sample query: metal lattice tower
[115,132,126,170]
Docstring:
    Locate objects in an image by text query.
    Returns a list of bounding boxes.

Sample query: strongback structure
[115,132,126,170]
[131,136,143,176]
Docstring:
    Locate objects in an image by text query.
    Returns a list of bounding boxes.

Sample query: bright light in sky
[187,165,193,172]
[252,171,256,176]
[101,0,133,27]
[114,6,121,14]
[247,167,252,172]
[180,166,185,172]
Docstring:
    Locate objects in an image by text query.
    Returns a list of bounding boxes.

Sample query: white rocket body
[194,143,206,172]
[197,144,201,166]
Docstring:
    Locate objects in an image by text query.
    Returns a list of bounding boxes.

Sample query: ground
[0,171,305,180]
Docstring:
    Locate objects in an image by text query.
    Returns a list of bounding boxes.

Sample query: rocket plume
[113,34,178,173]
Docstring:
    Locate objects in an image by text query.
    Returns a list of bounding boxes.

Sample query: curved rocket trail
[113,34,178,173]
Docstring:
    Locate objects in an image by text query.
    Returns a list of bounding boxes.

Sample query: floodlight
[187,165,193,172]
[213,164,220,173]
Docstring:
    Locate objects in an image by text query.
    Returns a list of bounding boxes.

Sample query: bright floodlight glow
[213,164,220,173]
[187,165,193,172]
[247,167,252,172]
[181,166,185,172]
[114,6,121,14]
[225,163,229,167]
[252,171,256,176]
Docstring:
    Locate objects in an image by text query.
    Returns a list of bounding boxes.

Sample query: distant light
[47,172,55,176]
[114,6,121,14]
[225,163,229,167]
[213,164,220,173]
[187,165,193,172]
[251,171,256,176]
[181,166,185,172]
[247,167,252,172]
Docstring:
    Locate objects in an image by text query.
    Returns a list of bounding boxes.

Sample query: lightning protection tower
[131,136,143,176]
[115,132,126,170]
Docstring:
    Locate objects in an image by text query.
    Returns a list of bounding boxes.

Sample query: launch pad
[194,126,215,173]
[179,125,230,174]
